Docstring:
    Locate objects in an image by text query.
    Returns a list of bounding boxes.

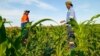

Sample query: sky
[0,0,100,27]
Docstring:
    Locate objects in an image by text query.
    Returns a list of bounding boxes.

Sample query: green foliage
[0,14,100,56]
[0,16,7,43]
[69,14,100,56]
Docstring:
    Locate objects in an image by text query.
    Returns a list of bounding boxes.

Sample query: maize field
[0,14,100,56]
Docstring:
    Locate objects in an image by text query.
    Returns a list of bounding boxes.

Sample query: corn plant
[68,14,100,56]
[0,14,100,56]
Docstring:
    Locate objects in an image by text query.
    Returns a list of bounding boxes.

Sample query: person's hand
[60,20,65,23]
[3,18,6,22]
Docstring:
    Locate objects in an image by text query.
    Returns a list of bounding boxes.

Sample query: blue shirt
[66,7,76,23]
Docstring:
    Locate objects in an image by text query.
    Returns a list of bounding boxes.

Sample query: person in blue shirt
[61,1,76,48]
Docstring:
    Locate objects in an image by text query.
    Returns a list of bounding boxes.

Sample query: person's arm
[69,8,75,19]
[3,18,6,23]
[60,20,66,23]
[66,8,76,24]
[27,16,29,22]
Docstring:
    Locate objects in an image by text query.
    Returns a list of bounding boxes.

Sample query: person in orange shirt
[21,10,30,28]
[21,10,30,45]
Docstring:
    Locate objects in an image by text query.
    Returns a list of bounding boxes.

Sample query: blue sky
[0,0,100,27]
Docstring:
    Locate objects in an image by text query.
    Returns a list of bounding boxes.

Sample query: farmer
[21,10,30,45]
[60,1,76,48]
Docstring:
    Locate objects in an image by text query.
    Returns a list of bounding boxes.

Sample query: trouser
[67,24,76,49]
[21,22,28,41]
[67,24,75,40]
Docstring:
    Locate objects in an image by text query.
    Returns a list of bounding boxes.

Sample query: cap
[24,10,30,13]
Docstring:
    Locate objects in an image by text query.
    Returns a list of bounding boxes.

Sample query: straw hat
[66,0,72,4]
[65,0,73,6]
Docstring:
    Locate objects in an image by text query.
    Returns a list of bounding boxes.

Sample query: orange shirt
[21,14,29,23]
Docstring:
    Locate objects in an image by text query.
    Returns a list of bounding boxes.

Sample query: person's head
[24,10,30,15]
[65,1,73,9]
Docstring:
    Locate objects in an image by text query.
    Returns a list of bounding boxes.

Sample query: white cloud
[0,0,57,11]
[0,0,59,27]
[0,9,22,17]
[0,8,24,27]
[31,0,57,11]
[75,3,91,12]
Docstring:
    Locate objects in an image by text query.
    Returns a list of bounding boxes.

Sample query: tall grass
[0,14,100,56]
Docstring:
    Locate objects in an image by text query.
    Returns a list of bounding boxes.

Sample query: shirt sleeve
[69,9,75,19]
[66,8,76,23]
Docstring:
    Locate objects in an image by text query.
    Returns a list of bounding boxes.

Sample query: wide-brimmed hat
[65,1,73,6]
